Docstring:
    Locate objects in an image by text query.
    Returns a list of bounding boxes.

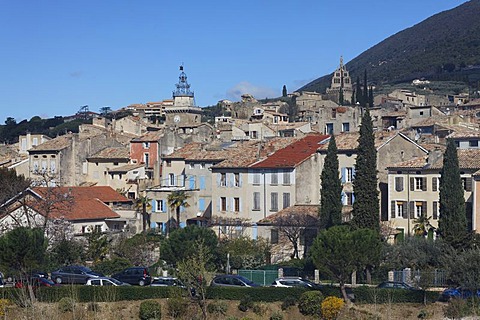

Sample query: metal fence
[392,269,447,287]
[238,270,279,286]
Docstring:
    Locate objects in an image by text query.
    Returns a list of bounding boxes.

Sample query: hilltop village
[1,60,480,263]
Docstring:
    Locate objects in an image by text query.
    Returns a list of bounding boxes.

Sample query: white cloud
[226,81,277,101]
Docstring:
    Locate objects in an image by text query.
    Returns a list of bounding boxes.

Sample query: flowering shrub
[0,299,11,317]
[321,296,345,320]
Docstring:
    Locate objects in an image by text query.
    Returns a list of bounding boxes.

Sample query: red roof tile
[251,134,329,168]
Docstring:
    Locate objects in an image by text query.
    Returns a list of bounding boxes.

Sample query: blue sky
[0,0,467,123]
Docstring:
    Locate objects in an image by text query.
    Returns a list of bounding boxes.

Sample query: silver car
[86,277,130,286]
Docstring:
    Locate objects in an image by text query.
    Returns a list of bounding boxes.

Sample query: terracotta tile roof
[89,147,129,160]
[258,205,319,224]
[388,149,480,170]
[251,134,329,168]
[30,186,131,221]
[447,130,480,139]
[213,137,300,168]
[317,132,359,151]
[30,134,72,152]
[131,130,163,142]
[108,164,144,173]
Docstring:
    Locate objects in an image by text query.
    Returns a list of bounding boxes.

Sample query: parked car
[51,266,103,284]
[210,275,260,287]
[86,277,130,286]
[15,277,57,288]
[112,267,151,286]
[377,281,418,290]
[271,277,322,289]
[440,287,480,301]
[150,277,185,288]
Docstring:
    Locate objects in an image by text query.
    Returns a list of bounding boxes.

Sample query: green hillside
[300,0,480,93]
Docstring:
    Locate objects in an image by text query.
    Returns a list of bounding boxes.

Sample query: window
[166,160,171,167]
[410,177,427,191]
[469,140,479,147]
[325,123,334,134]
[234,173,240,187]
[253,173,261,185]
[342,167,354,183]
[189,163,195,169]
[143,153,150,167]
[283,172,290,185]
[250,131,258,139]
[220,173,227,187]
[50,161,56,173]
[283,193,290,209]
[271,229,279,244]
[221,197,227,211]
[21,138,27,151]
[415,201,425,218]
[462,177,472,191]
[395,177,404,191]
[200,162,205,169]
[271,172,278,185]
[156,200,164,212]
[32,137,38,146]
[331,109,337,119]
[345,192,354,205]
[270,192,278,211]
[94,225,102,233]
[253,192,260,210]
[169,173,175,186]
[234,197,240,212]
[143,142,150,149]
[392,201,406,219]
[342,122,350,132]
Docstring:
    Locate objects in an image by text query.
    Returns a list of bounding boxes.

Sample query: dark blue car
[440,287,480,301]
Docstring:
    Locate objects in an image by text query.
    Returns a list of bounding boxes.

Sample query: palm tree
[413,214,435,237]
[167,190,190,229]
[135,194,152,232]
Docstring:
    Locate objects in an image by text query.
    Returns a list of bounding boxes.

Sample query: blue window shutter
[151,199,156,212]
[161,200,166,212]
[150,221,156,229]
[216,173,221,187]
[239,174,242,187]
[216,198,220,212]
[179,222,186,228]
[199,198,205,211]
[352,167,356,179]
[352,193,355,204]
[189,176,195,189]
[161,223,166,233]
[199,176,206,190]
[252,224,258,240]
[341,192,346,205]
[180,205,185,213]
[341,168,346,183]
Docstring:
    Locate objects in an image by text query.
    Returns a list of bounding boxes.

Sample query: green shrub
[93,257,131,276]
[57,297,75,313]
[270,311,284,320]
[298,291,324,316]
[281,296,297,310]
[166,297,189,318]
[238,295,254,312]
[207,300,228,315]
[139,300,161,320]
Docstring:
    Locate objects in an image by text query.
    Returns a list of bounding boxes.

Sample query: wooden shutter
[423,201,427,216]
[391,201,396,218]
[433,202,438,220]
[402,202,407,219]
[422,177,427,191]
[410,177,414,191]
[466,177,472,192]
[409,201,415,219]
[432,177,438,192]
[395,177,404,192]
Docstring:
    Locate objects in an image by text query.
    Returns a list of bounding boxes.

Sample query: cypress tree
[363,70,368,108]
[351,108,379,232]
[320,135,343,229]
[368,86,374,108]
[351,91,356,105]
[355,76,362,107]
[438,139,470,248]
[282,85,287,97]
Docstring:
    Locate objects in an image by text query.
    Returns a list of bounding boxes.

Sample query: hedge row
[2,285,440,304]
[353,287,440,304]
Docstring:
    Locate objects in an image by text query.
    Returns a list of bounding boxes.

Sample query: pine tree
[368,86,374,108]
[363,70,368,108]
[438,139,470,248]
[282,85,287,97]
[351,108,379,232]
[355,76,363,106]
[320,135,343,229]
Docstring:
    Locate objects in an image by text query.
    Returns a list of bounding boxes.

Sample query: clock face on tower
[173,115,181,123]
